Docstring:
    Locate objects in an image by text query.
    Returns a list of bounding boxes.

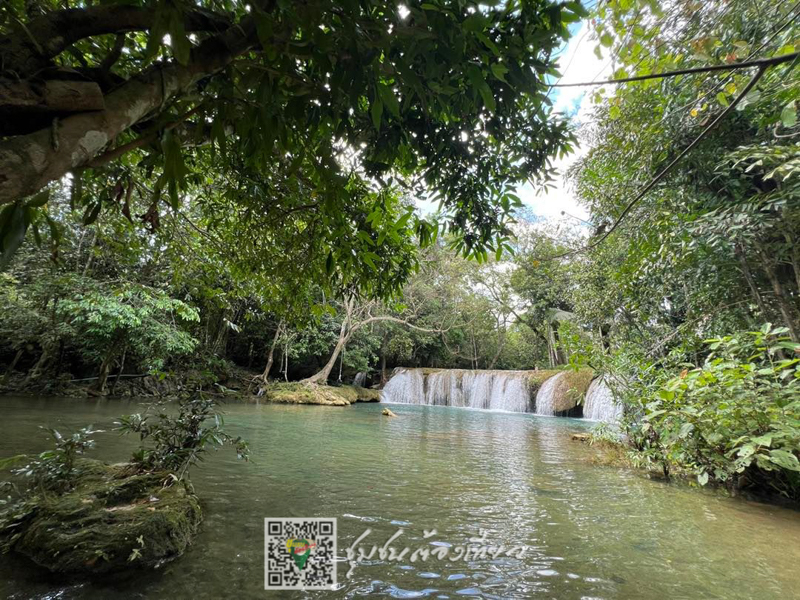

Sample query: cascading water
[583,378,624,423]
[381,368,560,414]
[532,371,564,416]
[353,372,367,387]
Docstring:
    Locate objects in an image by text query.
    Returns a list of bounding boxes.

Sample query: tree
[61,283,199,392]
[301,295,446,384]
[0,0,580,281]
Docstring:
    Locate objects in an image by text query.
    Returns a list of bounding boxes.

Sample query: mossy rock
[527,370,561,389]
[0,459,202,574]
[263,382,379,406]
[552,369,594,415]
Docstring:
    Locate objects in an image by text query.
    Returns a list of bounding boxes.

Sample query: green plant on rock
[116,395,249,479]
[13,426,103,493]
[638,324,800,498]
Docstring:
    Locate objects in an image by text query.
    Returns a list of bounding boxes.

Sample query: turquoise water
[0,396,799,599]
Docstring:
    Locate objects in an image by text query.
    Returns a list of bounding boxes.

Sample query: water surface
[0,396,798,599]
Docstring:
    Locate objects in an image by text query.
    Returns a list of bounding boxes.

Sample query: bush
[116,395,249,479]
[633,324,800,499]
[12,426,103,493]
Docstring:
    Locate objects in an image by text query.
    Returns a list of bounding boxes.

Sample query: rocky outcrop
[0,459,201,574]
[262,382,380,406]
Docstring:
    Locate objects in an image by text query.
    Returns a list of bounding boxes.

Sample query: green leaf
[467,66,495,113]
[780,101,797,128]
[0,203,27,271]
[371,94,384,130]
[697,471,708,486]
[25,190,50,208]
[168,9,191,65]
[82,202,102,225]
[378,84,400,118]
[768,449,800,472]
[490,63,509,83]
[751,434,773,447]
[715,92,729,107]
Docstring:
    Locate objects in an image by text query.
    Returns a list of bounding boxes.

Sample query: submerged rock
[382,408,397,417]
[0,459,201,574]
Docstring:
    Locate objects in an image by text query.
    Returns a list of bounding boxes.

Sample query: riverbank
[0,366,382,408]
[258,382,381,406]
[571,432,800,509]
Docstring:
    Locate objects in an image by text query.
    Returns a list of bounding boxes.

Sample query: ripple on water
[0,399,798,600]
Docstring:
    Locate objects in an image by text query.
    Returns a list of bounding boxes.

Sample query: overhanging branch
[0,5,232,75]
[0,5,271,203]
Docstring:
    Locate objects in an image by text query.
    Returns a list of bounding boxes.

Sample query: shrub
[635,324,800,498]
[116,395,249,479]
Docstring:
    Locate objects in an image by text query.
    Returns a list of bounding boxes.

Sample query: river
[0,396,799,599]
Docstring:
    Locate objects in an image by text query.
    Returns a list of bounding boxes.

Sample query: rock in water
[382,408,397,417]
[0,459,201,574]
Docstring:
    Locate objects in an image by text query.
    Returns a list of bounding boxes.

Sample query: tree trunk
[90,351,116,394]
[736,242,770,319]
[380,332,388,386]
[259,321,284,383]
[25,347,51,384]
[303,326,347,385]
[488,322,506,370]
[784,231,800,301]
[2,349,24,384]
[109,345,127,395]
[756,242,800,341]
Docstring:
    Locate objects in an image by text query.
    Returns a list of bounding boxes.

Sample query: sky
[515,21,612,225]
[415,20,612,228]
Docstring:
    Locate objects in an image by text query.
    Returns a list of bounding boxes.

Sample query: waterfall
[353,372,366,387]
[381,368,552,413]
[381,368,425,405]
[533,372,564,416]
[583,378,624,423]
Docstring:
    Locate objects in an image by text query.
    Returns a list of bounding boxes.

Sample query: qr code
[264,518,337,590]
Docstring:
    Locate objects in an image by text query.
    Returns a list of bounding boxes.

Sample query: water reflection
[0,398,797,599]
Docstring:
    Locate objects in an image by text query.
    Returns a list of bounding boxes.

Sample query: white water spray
[582,378,624,423]
[381,368,539,412]
[533,372,565,416]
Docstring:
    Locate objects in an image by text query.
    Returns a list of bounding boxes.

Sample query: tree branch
[0,4,272,203]
[87,103,205,168]
[0,5,232,75]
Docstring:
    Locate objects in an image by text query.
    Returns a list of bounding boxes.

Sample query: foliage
[0,0,581,294]
[12,426,103,492]
[63,283,199,374]
[116,396,249,478]
[633,325,800,497]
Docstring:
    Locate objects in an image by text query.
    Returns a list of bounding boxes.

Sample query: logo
[265,518,337,590]
[286,537,316,570]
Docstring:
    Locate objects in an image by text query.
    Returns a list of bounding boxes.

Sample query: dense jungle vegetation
[1,0,799,505]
